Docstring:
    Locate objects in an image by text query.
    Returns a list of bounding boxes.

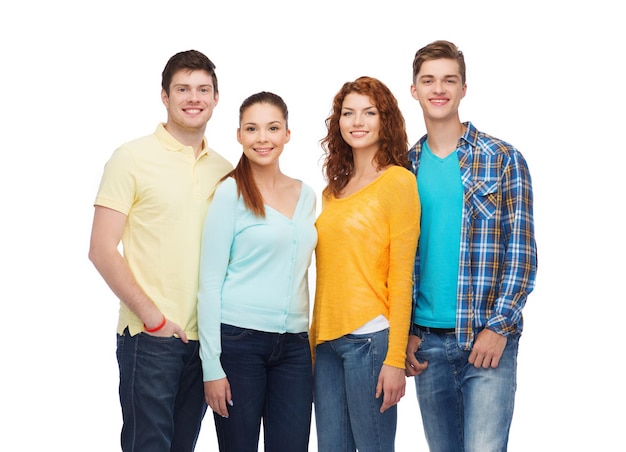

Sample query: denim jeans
[411,325,519,452]
[116,328,207,452]
[213,324,312,452]
[313,329,397,452]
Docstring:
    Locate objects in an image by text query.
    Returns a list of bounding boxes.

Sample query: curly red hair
[321,76,408,197]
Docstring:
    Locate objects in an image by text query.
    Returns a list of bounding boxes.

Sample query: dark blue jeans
[116,329,207,452]
[213,324,313,452]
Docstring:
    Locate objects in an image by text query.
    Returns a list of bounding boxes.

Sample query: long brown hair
[321,76,408,198]
[224,91,289,217]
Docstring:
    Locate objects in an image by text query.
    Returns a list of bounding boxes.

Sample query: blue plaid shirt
[409,122,537,350]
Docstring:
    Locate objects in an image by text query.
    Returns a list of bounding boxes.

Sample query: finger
[178,328,189,343]
[490,355,501,368]
[211,397,229,418]
[406,353,420,367]
[226,386,233,408]
[380,390,399,413]
[375,378,383,399]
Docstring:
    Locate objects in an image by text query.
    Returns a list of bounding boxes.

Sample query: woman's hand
[204,378,233,418]
[376,364,406,413]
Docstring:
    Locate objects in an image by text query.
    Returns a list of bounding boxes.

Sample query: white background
[2,1,624,450]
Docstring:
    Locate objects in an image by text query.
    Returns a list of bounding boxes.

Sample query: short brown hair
[412,40,466,84]
[161,50,218,96]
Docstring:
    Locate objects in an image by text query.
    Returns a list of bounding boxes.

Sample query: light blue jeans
[313,329,397,452]
[411,325,519,452]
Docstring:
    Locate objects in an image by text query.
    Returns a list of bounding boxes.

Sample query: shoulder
[466,122,520,158]
[215,176,237,193]
[213,177,239,202]
[373,166,417,203]
[299,181,316,197]
[118,131,162,154]
[104,133,163,172]
[205,146,234,166]
[384,165,417,186]
[299,181,317,210]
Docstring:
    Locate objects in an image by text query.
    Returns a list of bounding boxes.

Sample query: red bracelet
[144,315,166,333]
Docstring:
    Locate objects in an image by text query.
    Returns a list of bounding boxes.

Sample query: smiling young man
[89,50,232,452]
[404,40,537,451]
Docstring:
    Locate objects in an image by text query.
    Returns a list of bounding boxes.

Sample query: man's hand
[144,318,188,343]
[468,328,507,368]
[405,334,428,376]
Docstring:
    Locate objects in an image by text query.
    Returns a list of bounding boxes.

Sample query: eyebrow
[242,120,283,126]
[341,105,377,111]
[419,74,460,80]
[172,83,214,88]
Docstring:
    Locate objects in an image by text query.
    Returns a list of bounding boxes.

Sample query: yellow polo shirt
[94,124,233,339]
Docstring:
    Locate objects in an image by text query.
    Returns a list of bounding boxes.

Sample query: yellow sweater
[310,166,420,368]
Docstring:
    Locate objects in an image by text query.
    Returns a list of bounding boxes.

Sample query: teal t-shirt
[414,141,463,328]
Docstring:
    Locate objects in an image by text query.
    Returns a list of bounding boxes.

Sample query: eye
[245,126,256,132]
[342,111,353,117]
[269,126,279,132]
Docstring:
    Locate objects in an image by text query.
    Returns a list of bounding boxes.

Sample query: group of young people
[89,40,537,452]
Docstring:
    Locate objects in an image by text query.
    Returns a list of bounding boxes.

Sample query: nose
[353,113,365,126]
[433,80,445,93]
[188,89,200,102]
[257,129,269,142]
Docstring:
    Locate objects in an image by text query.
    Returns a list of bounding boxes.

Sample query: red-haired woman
[310,76,420,451]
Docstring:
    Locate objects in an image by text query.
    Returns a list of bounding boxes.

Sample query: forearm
[90,247,162,328]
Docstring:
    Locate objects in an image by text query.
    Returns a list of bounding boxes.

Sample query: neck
[164,123,206,157]
[423,117,464,158]
[251,163,284,190]
[351,148,379,177]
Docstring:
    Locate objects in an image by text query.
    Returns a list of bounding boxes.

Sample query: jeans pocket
[220,324,250,341]
[296,332,309,342]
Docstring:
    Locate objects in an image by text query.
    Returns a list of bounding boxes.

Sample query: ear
[236,128,243,144]
[461,83,467,99]
[410,84,419,101]
[214,91,220,107]
[161,89,169,108]
[284,128,291,144]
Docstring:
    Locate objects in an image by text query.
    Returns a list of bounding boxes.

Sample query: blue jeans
[116,328,207,452]
[213,324,312,452]
[411,325,519,452]
[313,329,397,452]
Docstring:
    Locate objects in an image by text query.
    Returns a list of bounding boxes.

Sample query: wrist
[144,314,166,333]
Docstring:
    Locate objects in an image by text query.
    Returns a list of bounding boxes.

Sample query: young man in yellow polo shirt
[89,50,233,452]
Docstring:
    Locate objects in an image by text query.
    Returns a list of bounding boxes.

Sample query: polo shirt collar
[154,123,207,154]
